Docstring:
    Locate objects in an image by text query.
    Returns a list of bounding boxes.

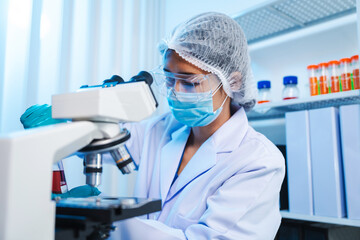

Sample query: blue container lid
[283,76,298,85]
[257,80,271,89]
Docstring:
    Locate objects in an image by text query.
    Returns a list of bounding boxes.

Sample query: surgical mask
[167,84,228,127]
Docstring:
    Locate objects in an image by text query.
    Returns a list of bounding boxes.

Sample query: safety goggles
[151,66,221,98]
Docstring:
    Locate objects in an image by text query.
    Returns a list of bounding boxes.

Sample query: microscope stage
[56,197,161,223]
[55,197,161,239]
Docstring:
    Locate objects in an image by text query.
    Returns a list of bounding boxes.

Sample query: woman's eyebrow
[163,67,198,75]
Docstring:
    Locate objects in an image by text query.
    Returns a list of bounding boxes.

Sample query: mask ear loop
[212,83,229,113]
[218,95,229,110]
[211,82,223,96]
[212,92,229,113]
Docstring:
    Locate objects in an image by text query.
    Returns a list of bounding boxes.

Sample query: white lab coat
[113,107,285,240]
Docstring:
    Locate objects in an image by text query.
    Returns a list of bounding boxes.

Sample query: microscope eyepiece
[129,71,153,85]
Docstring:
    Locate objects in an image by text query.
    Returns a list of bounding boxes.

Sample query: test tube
[351,55,359,90]
[52,160,68,194]
[327,60,340,93]
[340,58,352,91]
[318,63,329,94]
[307,65,319,96]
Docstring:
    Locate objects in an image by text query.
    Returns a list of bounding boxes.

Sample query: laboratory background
[1,0,360,239]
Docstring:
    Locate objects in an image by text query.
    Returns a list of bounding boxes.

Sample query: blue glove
[21,106,100,199]
[20,104,67,129]
[52,185,101,199]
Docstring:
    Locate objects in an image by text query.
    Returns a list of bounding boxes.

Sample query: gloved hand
[21,106,101,199]
[52,185,101,199]
[20,104,67,129]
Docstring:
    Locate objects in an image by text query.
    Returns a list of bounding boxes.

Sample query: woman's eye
[181,81,193,87]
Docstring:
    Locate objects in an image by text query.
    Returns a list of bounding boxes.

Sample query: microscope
[0,71,161,240]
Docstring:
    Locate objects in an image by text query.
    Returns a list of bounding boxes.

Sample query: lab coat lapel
[168,107,248,199]
[160,126,190,206]
[211,107,248,152]
[171,137,217,198]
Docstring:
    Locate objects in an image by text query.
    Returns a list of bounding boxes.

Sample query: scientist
[115,12,285,239]
[21,12,285,239]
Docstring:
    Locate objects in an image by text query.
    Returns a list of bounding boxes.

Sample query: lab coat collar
[160,107,248,204]
[170,136,217,200]
[212,107,249,153]
[168,108,248,200]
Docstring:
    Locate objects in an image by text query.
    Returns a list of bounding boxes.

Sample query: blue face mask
[167,87,228,127]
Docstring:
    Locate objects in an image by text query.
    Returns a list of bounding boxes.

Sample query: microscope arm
[0,71,158,240]
[0,121,103,240]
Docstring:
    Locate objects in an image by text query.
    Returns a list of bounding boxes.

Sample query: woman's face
[163,50,228,111]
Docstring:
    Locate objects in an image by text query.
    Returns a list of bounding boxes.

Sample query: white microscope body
[0,73,157,240]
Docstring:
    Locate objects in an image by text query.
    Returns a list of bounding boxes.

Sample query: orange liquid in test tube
[340,58,352,91]
[309,77,318,96]
[351,55,360,90]
[318,63,329,94]
[331,76,340,93]
[341,73,352,91]
[307,65,319,96]
[328,60,340,93]
[319,76,328,94]
[354,69,360,89]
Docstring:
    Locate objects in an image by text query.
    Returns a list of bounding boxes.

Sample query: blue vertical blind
[0,0,166,134]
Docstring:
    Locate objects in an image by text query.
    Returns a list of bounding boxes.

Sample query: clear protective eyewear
[151,66,221,100]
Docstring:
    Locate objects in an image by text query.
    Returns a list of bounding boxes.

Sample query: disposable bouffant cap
[158,12,256,111]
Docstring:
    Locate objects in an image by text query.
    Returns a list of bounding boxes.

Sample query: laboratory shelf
[233,0,356,44]
[281,211,360,227]
[246,90,360,121]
